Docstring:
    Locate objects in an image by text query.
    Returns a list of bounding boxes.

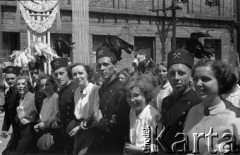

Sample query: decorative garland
[19,2,58,34]
[19,1,58,12]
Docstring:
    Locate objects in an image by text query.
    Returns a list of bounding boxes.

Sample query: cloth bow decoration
[34,42,59,59]
[10,41,59,67]
[9,48,36,67]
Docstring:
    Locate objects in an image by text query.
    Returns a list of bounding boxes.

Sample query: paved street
[0,113,10,153]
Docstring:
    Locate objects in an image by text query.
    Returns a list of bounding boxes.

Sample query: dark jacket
[2,86,21,154]
[58,81,78,128]
[2,86,20,132]
[160,88,201,153]
[57,81,78,154]
[95,77,130,153]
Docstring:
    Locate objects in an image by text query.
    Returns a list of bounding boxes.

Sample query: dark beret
[96,45,117,62]
[167,49,194,69]
[4,66,20,76]
[50,58,68,72]
[28,61,44,71]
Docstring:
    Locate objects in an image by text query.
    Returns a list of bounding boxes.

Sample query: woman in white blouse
[221,67,240,108]
[123,74,161,154]
[15,76,37,154]
[153,62,173,113]
[33,74,61,153]
[69,63,101,155]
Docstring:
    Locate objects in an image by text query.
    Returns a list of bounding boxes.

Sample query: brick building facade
[0,0,238,70]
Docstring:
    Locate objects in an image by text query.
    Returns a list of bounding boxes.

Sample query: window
[134,37,155,60]
[2,32,20,61]
[61,10,72,22]
[175,37,220,60]
[204,39,221,60]
[176,37,190,49]
[1,5,16,24]
[51,33,72,58]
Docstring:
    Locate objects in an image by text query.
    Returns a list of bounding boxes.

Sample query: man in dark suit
[51,58,78,154]
[28,61,46,114]
[92,36,133,153]
[1,66,21,155]
[160,49,201,154]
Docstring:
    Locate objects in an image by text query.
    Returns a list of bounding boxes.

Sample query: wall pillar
[72,0,90,64]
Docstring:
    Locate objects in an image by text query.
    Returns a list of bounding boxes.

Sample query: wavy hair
[193,59,236,95]
[38,74,58,92]
[15,76,34,93]
[122,74,155,104]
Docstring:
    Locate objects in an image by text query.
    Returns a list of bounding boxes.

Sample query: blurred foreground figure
[184,59,240,154]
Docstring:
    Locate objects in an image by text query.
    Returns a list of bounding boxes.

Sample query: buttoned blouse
[17,92,36,121]
[74,83,100,121]
[154,82,173,112]
[222,86,240,108]
[183,101,240,155]
[39,93,59,128]
[129,105,161,153]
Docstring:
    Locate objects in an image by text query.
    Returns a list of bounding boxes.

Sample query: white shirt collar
[229,87,240,97]
[138,105,150,120]
[161,81,170,89]
[81,83,93,95]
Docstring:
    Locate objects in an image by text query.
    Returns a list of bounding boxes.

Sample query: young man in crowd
[92,37,132,153]
[1,66,21,155]
[28,61,46,114]
[160,49,201,154]
[51,58,78,155]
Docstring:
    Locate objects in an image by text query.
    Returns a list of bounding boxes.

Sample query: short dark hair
[54,67,72,80]
[70,63,95,82]
[193,59,236,95]
[98,56,117,65]
[122,74,155,104]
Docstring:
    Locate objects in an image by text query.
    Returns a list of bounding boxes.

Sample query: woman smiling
[123,74,161,154]
[69,63,101,155]
[183,59,240,155]
[15,76,37,154]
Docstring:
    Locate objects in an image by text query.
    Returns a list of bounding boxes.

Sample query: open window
[134,37,155,60]
[204,39,221,60]
[51,33,72,58]
[2,32,20,61]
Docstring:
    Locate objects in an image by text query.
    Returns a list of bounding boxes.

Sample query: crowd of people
[1,39,240,155]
